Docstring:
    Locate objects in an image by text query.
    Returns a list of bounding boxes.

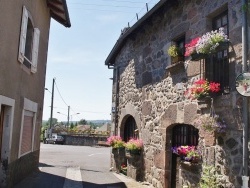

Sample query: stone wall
[64,135,108,146]
[110,0,244,187]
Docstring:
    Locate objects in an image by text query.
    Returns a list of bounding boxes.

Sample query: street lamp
[57,111,80,130]
[45,78,55,138]
[57,112,68,128]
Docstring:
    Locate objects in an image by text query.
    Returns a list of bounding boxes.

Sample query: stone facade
[107,0,246,187]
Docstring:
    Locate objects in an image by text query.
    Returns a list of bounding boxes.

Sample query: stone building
[0,0,70,187]
[105,0,247,187]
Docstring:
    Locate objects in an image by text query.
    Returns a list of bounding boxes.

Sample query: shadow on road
[14,169,128,188]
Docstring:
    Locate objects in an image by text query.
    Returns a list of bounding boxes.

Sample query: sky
[42,0,159,122]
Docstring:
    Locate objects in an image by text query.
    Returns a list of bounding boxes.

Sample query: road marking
[63,166,83,188]
[88,153,103,156]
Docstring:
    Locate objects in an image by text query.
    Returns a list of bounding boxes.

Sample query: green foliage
[113,140,125,148]
[167,45,180,57]
[199,165,218,188]
[47,118,58,126]
[79,119,87,125]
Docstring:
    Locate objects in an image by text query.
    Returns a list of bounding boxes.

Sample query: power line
[69,3,142,8]
[54,81,69,107]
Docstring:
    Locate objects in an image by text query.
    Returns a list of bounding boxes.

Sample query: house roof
[105,0,168,66]
[47,0,71,28]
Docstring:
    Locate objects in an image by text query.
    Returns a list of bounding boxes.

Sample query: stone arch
[119,103,141,140]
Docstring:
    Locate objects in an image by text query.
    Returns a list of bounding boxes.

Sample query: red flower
[185,37,200,57]
[209,82,220,92]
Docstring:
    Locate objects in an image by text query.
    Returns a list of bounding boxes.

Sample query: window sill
[165,61,185,76]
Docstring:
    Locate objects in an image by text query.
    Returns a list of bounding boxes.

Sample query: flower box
[171,56,184,64]
[190,53,206,61]
[215,41,229,52]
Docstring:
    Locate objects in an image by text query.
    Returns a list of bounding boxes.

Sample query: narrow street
[14,144,145,188]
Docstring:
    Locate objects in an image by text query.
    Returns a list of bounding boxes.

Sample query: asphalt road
[14,144,134,188]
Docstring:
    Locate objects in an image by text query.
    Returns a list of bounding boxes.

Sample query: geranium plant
[195,27,229,54]
[194,114,227,133]
[125,138,143,151]
[120,164,127,175]
[106,135,125,148]
[186,79,220,99]
[172,145,201,163]
[184,37,200,57]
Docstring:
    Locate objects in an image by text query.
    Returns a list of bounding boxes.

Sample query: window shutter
[18,6,28,63]
[31,28,40,73]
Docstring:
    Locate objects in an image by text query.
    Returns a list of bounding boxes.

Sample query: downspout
[242,0,249,187]
[114,65,120,135]
[108,64,119,136]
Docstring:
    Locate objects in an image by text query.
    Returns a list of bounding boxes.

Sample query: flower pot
[112,147,125,155]
[129,149,141,155]
[171,56,184,64]
[190,156,200,163]
[191,53,206,61]
[215,41,229,52]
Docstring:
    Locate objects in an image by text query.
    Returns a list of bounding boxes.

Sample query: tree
[79,119,87,125]
[47,118,58,126]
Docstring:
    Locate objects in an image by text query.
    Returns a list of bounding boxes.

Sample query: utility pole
[67,106,70,132]
[49,78,55,138]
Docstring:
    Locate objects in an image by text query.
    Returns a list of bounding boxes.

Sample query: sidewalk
[113,173,152,188]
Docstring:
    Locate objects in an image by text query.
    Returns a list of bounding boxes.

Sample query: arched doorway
[123,116,138,142]
[171,124,199,187]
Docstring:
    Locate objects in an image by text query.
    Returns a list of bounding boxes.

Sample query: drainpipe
[242,0,249,187]
[108,64,119,136]
[114,65,120,135]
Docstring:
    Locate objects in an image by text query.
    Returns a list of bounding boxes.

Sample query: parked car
[44,135,64,144]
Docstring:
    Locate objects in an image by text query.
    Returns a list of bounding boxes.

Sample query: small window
[205,10,229,93]
[175,36,185,57]
[18,6,40,73]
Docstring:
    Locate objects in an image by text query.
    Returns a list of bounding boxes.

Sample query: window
[172,124,199,147]
[205,11,229,93]
[175,36,185,57]
[19,98,37,157]
[124,116,138,142]
[18,6,40,73]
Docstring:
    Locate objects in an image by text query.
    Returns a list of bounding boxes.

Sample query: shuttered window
[20,111,34,155]
[18,6,40,73]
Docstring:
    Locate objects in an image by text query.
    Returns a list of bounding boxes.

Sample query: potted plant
[185,79,220,100]
[125,138,143,155]
[195,27,229,55]
[106,136,125,152]
[120,164,127,175]
[184,37,205,61]
[194,114,227,133]
[172,145,201,163]
[167,44,183,63]
[185,149,201,163]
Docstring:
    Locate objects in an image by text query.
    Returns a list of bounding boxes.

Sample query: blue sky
[43,0,159,122]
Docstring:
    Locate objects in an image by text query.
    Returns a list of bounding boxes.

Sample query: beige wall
[0,0,50,161]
